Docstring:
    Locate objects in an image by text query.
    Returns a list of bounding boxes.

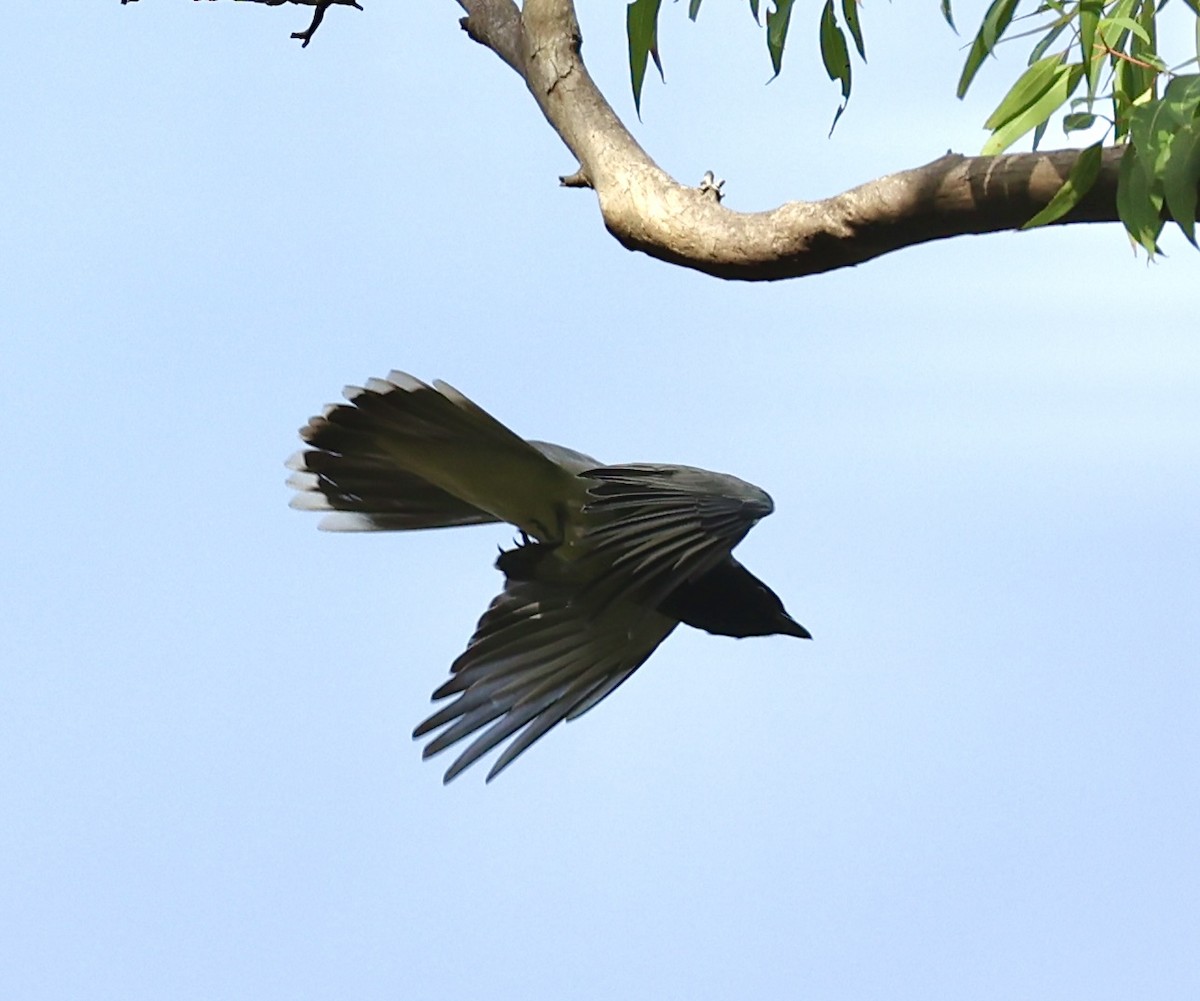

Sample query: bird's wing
[288,372,583,540]
[414,572,676,783]
[577,464,775,609]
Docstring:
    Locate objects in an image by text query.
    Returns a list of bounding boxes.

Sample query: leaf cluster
[627,0,867,133]
[955,0,1200,250]
[625,0,1200,251]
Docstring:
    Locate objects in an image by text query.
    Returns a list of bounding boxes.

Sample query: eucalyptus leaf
[1130,101,1184,177]
[958,0,1019,99]
[626,0,663,116]
[1097,15,1150,48]
[1162,121,1200,245]
[1079,0,1100,96]
[985,54,1066,131]
[941,0,956,32]
[982,64,1083,155]
[841,0,865,60]
[766,0,796,76]
[1029,19,1070,65]
[1162,75,1200,118]
[1133,0,1156,58]
[820,1,852,100]
[1117,144,1164,254]
[1023,142,1104,228]
[819,1,852,132]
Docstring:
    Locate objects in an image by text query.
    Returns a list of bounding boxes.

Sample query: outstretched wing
[288,371,583,540]
[578,464,775,609]
[414,571,677,783]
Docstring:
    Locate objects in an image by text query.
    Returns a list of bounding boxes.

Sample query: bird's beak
[778,612,812,640]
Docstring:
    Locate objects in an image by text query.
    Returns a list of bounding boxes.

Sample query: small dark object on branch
[121,0,362,47]
[290,0,363,48]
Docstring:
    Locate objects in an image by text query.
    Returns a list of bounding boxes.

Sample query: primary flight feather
[287,372,810,782]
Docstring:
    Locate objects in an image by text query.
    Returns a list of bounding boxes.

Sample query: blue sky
[2,3,1197,999]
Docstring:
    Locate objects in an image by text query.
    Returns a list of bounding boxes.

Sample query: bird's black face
[657,557,811,640]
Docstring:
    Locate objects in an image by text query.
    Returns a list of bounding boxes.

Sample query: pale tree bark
[128,0,1180,280]
[461,0,1134,281]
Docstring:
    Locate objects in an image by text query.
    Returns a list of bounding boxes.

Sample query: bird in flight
[288,372,810,782]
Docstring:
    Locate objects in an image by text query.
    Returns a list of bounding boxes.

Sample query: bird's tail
[287,371,578,536]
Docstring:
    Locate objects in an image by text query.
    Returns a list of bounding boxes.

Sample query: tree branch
[456,0,1184,281]
[456,0,523,74]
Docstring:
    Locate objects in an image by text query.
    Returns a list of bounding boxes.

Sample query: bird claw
[698,170,725,202]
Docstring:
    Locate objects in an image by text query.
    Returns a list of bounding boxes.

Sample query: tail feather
[289,372,582,540]
[286,451,497,532]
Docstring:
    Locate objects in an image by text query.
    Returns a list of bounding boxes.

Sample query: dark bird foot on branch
[290,0,363,48]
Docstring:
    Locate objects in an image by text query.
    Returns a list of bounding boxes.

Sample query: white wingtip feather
[318,512,383,532]
[431,379,465,403]
[285,470,320,491]
[289,492,333,512]
[385,370,425,392]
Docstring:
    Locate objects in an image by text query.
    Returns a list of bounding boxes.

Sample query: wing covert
[577,464,774,609]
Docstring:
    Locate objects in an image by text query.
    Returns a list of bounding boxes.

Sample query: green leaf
[819,0,852,132]
[689,0,703,20]
[820,0,849,100]
[1063,112,1096,132]
[980,0,1016,50]
[982,64,1083,155]
[984,53,1066,131]
[1134,0,1156,54]
[1113,58,1137,139]
[626,0,663,116]
[957,0,1019,99]
[1101,0,1139,32]
[1098,15,1150,48]
[1130,100,1184,178]
[1023,142,1104,228]
[1162,74,1200,119]
[841,0,865,60]
[1117,144,1164,254]
[1028,20,1069,65]
[1163,121,1200,245]
[941,0,957,33]
[820,1,851,97]
[765,0,796,77]
[1080,0,1101,95]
